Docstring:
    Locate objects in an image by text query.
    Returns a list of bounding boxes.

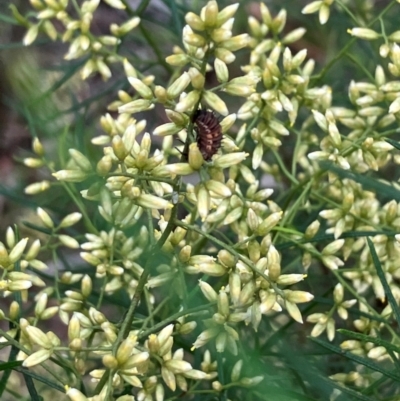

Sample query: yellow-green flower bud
[59,235,79,249]
[23,24,39,46]
[26,325,53,348]
[136,194,173,210]
[179,245,191,263]
[23,157,44,168]
[128,77,153,100]
[220,34,250,52]
[215,47,235,64]
[217,289,229,316]
[178,321,197,335]
[102,354,118,369]
[268,260,281,281]
[167,72,191,99]
[204,1,218,28]
[123,58,137,78]
[238,280,256,306]
[271,9,286,34]
[119,99,153,114]
[188,143,204,170]
[184,32,206,47]
[185,12,205,31]
[218,249,236,268]
[220,113,236,132]
[188,67,205,90]
[214,58,229,83]
[199,262,226,276]
[96,155,113,176]
[217,3,239,26]
[23,349,52,367]
[213,152,248,168]
[198,280,218,302]
[256,211,282,236]
[175,90,201,113]
[304,220,320,239]
[247,239,260,263]
[165,54,190,67]
[32,137,44,157]
[9,301,20,321]
[153,122,181,137]
[52,169,88,182]
[202,91,228,116]
[112,135,128,161]
[25,180,51,195]
[348,27,380,41]
[211,28,232,43]
[165,109,187,125]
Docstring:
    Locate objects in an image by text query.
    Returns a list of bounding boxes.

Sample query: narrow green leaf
[367,237,400,328]
[385,138,400,151]
[0,360,23,371]
[338,329,400,354]
[320,161,400,202]
[14,367,65,393]
[310,337,400,382]
[318,374,377,401]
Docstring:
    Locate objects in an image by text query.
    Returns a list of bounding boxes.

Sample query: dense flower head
[8,0,400,400]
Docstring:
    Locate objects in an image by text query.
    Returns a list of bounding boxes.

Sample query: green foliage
[1,0,400,400]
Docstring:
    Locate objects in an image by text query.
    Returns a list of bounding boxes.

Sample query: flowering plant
[1,0,400,400]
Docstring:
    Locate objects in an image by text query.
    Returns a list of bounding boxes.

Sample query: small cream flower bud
[215,48,235,64]
[284,290,314,304]
[188,67,205,90]
[167,72,191,99]
[348,27,380,40]
[102,354,118,369]
[220,113,236,132]
[118,99,153,114]
[202,91,228,116]
[214,58,229,83]
[59,235,79,249]
[213,152,248,168]
[217,3,239,26]
[128,77,153,99]
[69,149,92,172]
[9,301,20,320]
[198,280,218,302]
[52,169,88,182]
[9,238,29,264]
[221,34,250,51]
[256,212,282,236]
[25,180,51,195]
[304,220,320,239]
[26,325,52,348]
[112,135,128,161]
[179,245,192,263]
[165,54,190,67]
[204,1,218,28]
[238,280,256,306]
[136,194,173,210]
[23,349,52,367]
[282,27,306,44]
[188,143,204,170]
[217,249,236,268]
[185,12,205,31]
[175,90,201,112]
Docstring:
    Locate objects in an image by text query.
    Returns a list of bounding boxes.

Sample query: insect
[192,109,223,161]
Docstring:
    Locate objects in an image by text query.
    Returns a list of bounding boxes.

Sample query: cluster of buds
[0,226,48,299]
[307,283,356,341]
[301,0,334,25]
[16,0,140,80]
[235,3,332,188]
[80,227,148,292]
